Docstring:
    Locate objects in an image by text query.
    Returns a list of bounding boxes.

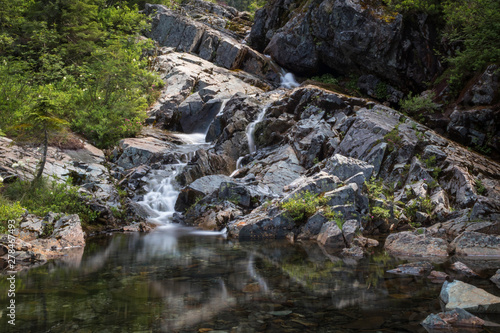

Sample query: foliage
[443,0,500,88]
[475,179,486,195]
[0,0,161,149]
[311,74,339,85]
[4,177,98,224]
[323,207,344,229]
[400,92,439,115]
[383,125,402,152]
[281,191,327,222]
[0,196,25,234]
[383,0,442,15]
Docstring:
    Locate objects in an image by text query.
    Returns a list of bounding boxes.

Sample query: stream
[1,76,499,333]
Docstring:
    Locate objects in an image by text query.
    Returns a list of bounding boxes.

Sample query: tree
[24,97,68,185]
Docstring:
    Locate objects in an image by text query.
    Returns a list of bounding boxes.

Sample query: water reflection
[1,227,496,332]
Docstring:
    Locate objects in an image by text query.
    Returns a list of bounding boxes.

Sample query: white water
[246,107,267,154]
[280,72,300,89]
[172,132,207,145]
[138,164,185,224]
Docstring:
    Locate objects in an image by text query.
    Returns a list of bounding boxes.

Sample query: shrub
[475,179,486,195]
[0,196,25,234]
[281,191,327,222]
[4,177,98,224]
[311,74,339,85]
[400,92,439,115]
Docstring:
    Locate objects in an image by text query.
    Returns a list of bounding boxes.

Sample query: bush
[0,196,25,234]
[311,74,339,85]
[400,92,439,115]
[4,177,98,224]
[281,191,327,222]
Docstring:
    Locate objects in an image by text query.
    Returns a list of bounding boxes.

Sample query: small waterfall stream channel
[1,73,499,333]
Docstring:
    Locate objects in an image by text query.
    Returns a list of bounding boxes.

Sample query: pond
[1,225,499,333]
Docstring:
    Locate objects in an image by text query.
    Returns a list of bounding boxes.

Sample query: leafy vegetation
[0,0,162,149]
[400,92,439,115]
[475,179,486,195]
[4,177,98,224]
[281,191,327,222]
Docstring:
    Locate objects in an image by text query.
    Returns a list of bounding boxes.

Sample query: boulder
[297,212,329,240]
[384,230,450,257]
[323,154,374,182]
[450,261,479,277]
[283,171,340,198]
[491,269,500,288]
[451,232,500,257]
[317,221,345,250]
[51,214,86,248]
[387,262,434,277]
[342,219,359,246]
[440,280,500,313]
[175,174,233,212]
[251,0,440,90]
[421,308,485,329]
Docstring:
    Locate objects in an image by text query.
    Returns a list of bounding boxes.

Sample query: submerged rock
[440,280,500,313]
[450,261,479,277]
[421,308,485,329]
[387,262,434,277]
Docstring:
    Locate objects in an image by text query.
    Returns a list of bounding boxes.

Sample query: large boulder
[421,308,485,330]
[440,280,500,313]
[250,0,441,90]
[451,231,500,257]
[384,230,450,257]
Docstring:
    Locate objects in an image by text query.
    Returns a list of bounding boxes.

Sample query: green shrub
[475,179,486,195]
[400,92,439,115]
[383,125,402,152]
[311,74,339,85]
[0,196,25,234]
[371,206,391,220]
[281,191,327,222]
[4,177,98,224]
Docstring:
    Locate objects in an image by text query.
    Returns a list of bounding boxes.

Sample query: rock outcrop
[249,0,441,90]
[440,280,500,313]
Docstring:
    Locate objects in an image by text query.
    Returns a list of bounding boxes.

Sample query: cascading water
[138,164,185,224]
[138,97,231,225]
[280,72,300,89]
[246,107,268,154]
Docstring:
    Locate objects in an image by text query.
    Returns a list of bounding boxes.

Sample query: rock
[317,221,345,250]
[384,230,450,257]
[342,219,359,246]
[440,280,500,313]
[252,0,440,90]
[235,211,297,240]
[323,154,374,182]
[218,181,252,208]
[342,246,364,258]
[283,171,340,198]
[324,183,358,208]
[352,236,379,249]
[451,232,500,257]
[427,270,449,283]
[491,269,500,288]
[450,261,479,277]
[421,308,485,329]
[51,214,86,248]
[185,200,242,230]
[297,212,328,240]
[114,137,176,170]
[175,175,234,212]
[387,262,433,276]
[461,64,500,106]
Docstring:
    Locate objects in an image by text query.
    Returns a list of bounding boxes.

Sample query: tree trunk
[34,127,48,184]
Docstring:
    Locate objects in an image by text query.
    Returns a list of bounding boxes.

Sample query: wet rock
[175,175,233,212]
[342,246,364,258]
[114,137,176,170]
[317,222,345,250]
[491,269,500,288]
[352,236,379,249]
[440,280,500,313]
[421,308,485,329]
[427,270,449,283]
[235,211,297,240]
[451,232,500,257]
[384,230,450,257]
[450,261,479,277]
[185,200,242,230]
[218,181,252,208]
[387,262,433,277]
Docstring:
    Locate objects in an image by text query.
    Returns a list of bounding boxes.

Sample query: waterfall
[280,72,300,89]
[246,107,267,154]
[138,164,185,224]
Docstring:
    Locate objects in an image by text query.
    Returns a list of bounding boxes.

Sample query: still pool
[1,226,499,333]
